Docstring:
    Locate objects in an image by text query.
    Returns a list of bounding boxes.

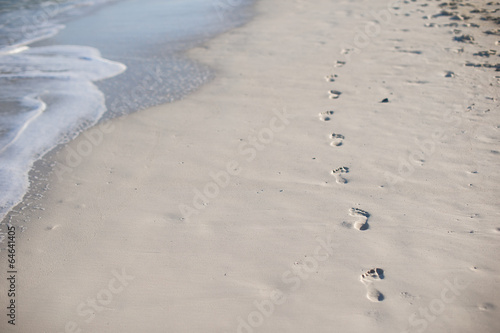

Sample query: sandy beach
[1,0,499,332]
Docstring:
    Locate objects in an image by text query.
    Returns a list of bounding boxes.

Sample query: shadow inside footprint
[367,289,384,302]
[374,268,384,279]
[357,222,369,231]
[445,71,455,78]
[328,90,342,99]
[334,60,346,67]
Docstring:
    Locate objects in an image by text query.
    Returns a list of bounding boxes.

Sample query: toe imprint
[319,111,334,121]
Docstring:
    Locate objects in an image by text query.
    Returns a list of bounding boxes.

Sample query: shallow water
[0,0,254,221]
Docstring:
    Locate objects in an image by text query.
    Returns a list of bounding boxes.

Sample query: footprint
[484,29,500,36]
[450,14,471,21]
[478,303,495,311]
[349,207,370,230]
[328,90,342,99]
[319,110,334,121]
[431,10,454,19]
[465,61,482,68]
[360,268,385,302]
[324,74,337,82]
[330,133,345,146]
[454,34,475,43]
[397,49,423,54]
[365,289,384,302]
[334,60,346,67]
[473,50,496,57]
[46,225,60,231]
[331,166,349,184]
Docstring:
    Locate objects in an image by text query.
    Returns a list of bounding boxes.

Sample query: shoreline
[0,0,256,224]
[1,0,500,332]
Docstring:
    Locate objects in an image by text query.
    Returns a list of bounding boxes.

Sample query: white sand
[1,0,500,332]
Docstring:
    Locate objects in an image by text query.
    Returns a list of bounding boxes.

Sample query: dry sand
[1,0,500,332]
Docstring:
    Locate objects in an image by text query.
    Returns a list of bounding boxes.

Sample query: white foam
[0,46,30,56]
[0,44,125,220]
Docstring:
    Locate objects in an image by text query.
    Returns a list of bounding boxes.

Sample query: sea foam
[0,44,125,221]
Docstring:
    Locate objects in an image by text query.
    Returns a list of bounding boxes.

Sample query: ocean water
[0,0,254,221]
